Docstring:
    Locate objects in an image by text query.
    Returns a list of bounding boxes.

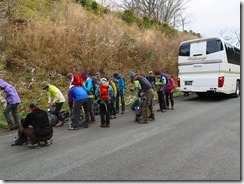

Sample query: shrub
[91,1,98,12]
[122,10,136,25]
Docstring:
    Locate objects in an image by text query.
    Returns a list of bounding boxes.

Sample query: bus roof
[180,37,240,50]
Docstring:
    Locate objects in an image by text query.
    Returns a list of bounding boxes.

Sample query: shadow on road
[180,93,238,103]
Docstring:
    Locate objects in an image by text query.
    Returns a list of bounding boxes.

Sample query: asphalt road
[0,94,240,181]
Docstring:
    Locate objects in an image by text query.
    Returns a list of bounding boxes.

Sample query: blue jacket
[117,77,126,95]
[68,86,89,109]
[160,73,170,93]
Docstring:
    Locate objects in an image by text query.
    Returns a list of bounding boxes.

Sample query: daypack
[99,82,110,101]
[110,80,118,97]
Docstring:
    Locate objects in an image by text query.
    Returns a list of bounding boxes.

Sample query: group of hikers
[0,70,175,148]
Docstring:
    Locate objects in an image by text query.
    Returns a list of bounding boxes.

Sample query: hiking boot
[100,124,106,128]
[138,120,148,124]
[68,127,79,130]
[157,109,162,112]
[28,143,41,149]
[171,106,174,110]
[10,124,19,130]
[121,111,125,114]
[105,124,110,128]
[55,121,64,127]
[166,106,170,110]
[110,115,117,119]
[6,123,14,129]
[44,139,53,146]
[161,109,166,112]
[149,115,155,121]
[88,120,96,124]
[82,123,89,128]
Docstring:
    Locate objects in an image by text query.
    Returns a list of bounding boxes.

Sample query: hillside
[0,0,196,119]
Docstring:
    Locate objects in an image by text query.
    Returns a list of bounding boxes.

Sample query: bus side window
[179,44,190,56]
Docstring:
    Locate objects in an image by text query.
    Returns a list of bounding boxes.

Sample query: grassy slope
[0,0,195,127]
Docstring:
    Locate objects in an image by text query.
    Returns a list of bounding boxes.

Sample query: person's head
[149,71,153,76]
[29,102,39,111]
[101,78,107,83]
[95,72,101,80]
[67,73,73,80]
[113,73,119,79]
[129,72,137,83]
[154,71,161,78]
[80,72,88,81]
[41,81,50,90]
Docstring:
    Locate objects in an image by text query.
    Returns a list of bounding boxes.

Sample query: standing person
[146,71,156,89]
[41,81,65,127]
[129,72,155,124]
[67,73,82,88]
[0,79,21,130]
[95,78,114,128]
[154,71,170,112]
[68,85,89,130]
[113,73,126,114]
[165,75,175,110]
[80,72,96,124]
[21,103,53,148]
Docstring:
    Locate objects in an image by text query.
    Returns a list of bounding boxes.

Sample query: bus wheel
[233,80,240,98]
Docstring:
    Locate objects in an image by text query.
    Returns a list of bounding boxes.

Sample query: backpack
[99,82,110,101]
[110,80,118,97]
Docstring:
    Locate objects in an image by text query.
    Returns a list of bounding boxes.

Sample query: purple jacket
[0,79,21,104]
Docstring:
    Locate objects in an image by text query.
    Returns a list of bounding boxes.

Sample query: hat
[67,73,72,79]
[149,71,153,74]
[101,78,107,82]
[29,103,38,108]
[80,72,88,80]
[95,72,100,76]
[129,72,136,79]
[41,81,49,89]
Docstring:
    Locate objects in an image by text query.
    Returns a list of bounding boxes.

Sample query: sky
[183,0,240,38]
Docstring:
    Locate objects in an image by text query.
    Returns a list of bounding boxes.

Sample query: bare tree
[220,28,240,47]
[117,0,189,26]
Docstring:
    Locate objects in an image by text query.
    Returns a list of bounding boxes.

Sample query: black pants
[166,93,174,107]
[110,97,116,116]
[157,91,166,110]
[115,94,125,112]
[54,102,63,121]
[72,99,89,128]
[100,102,111,125]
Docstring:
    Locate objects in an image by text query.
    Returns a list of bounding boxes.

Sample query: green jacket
[155,77,166,92]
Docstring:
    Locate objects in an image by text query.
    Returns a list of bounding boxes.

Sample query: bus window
[225,43,236,65]
[179,44,190,56]
[206,40,223,54]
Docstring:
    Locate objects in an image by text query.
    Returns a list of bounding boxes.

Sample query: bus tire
[233,80,240,98]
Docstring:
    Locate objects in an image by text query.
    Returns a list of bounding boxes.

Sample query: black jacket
[22,108,53,138]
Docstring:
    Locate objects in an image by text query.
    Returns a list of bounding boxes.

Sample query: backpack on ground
[11,119,28,146]
[99,82,110,101]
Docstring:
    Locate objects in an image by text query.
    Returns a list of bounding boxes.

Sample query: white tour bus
[177,37,240,97]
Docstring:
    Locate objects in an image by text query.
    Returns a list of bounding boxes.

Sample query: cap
[149,71,153,74]
[129,72,136,79]
[29,103,38,108]
[101,78,107,82]
[41,81,49,89]
[95,72,100,76]
[80,72,88,80]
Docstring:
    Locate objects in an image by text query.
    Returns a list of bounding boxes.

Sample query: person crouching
[21,103,53,148]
